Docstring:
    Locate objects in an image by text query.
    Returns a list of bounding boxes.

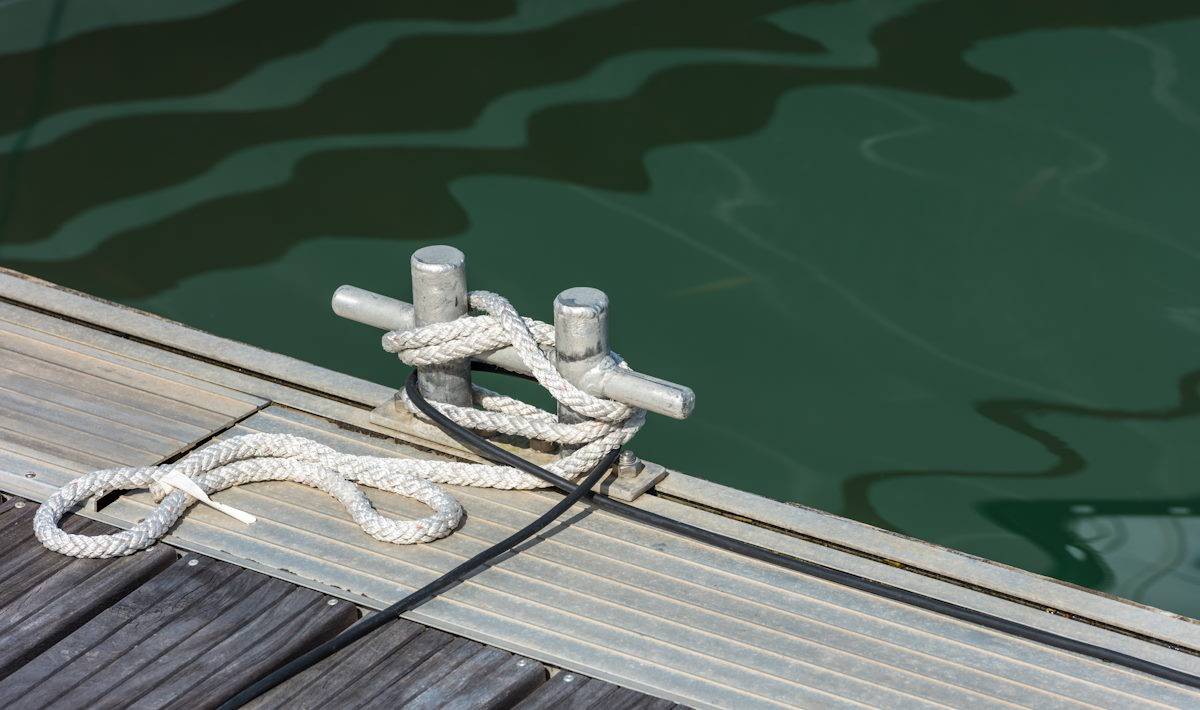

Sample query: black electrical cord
[415,366,1200,691]
[218,425,620,709]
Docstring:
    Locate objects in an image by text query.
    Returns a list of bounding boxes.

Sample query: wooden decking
[0,496,680,709]
[2,268,1200,708]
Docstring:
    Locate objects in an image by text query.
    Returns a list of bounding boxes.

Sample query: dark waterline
[2,0,1200,617]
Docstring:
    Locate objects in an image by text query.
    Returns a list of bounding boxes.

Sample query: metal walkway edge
[2,269,1200,708]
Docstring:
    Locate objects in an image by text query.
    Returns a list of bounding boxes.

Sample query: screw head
[326,599,339,606]
[562,674,576,683]
[13,501,25,509]
[187,559,199,567]
[516,659,528,668]
[24,472,35,478]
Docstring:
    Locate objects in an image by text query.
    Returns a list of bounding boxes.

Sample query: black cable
[218,412,620,709]
[409,365,1200,691]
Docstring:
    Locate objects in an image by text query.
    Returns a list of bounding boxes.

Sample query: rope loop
[36,291,644,558]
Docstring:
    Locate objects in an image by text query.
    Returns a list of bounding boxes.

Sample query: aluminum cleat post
[332,284,695,421]
[332,286,414,332]
[410,245,472,408]
[552,287,667,501]
[552,287,611,432]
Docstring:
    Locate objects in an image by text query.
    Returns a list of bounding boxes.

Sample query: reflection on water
[2,0,1200,617]
[849,370,1200,590]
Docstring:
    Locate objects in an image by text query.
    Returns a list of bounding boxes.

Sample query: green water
[3,0,1200,616]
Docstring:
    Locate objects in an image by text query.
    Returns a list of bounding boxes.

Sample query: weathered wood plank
[399,645,525,710]
[0,498,26,532]
[561,678,624,708]
[50,560,257,700]
[405,650,547,710]
[0,501,40,558]
[0,555,355,710]
[251,617,427,709]
[627,696,687,710]
[364,636,486,707]
[603,686,673,708]
[0,554,240,704]
[514,671,685,710]
[130,587,356,709]
[0,516,106,610]
[314,625,458,708]
[0,500,175,678]
[0,547,176,658]
[516,673,611,709]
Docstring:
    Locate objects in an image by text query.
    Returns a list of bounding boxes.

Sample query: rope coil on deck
[34,291,644,558]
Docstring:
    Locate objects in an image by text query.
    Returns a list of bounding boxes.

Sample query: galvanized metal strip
[0,451,73,504]
[0,269,391,407]
[0,288,461,460]
[0,385,180,456]
[48,407,1191,709]
[0,310,264,414]
[0,345,228,436]
[179,485,1022,709]
[658,470,1200,653]
[0,392,164,467]
[198,482,1072,710]
[249,406,1200,681]
[0,424,124,475]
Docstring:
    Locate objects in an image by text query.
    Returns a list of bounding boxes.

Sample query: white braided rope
[36,291,644,558]
[384,291,644,482]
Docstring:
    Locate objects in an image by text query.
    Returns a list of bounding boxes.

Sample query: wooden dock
[0,496,675,709]
[2,267,1200,708]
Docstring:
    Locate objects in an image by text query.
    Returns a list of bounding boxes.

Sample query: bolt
[24,472,35,478]
[327,599,339,606]
[187,559,199,567]
[13,501,25,509]
[516,659,528,668]
[562,674,576,683]
[616,450,644,479]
